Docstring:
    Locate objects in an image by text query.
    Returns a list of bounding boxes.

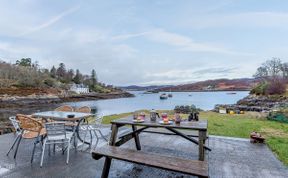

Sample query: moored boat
[160,93,168,99]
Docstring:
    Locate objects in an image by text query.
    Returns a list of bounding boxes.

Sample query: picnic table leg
[132,125,141,150]
[199,130,206,161]
[101,124,119,178]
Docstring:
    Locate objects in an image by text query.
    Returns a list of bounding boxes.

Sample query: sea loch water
[65,91,249,116]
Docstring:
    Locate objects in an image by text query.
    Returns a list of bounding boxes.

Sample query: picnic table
[32,111,94,145]
[92,117,210,177]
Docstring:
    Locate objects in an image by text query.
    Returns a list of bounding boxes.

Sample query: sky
[0,0,288,86]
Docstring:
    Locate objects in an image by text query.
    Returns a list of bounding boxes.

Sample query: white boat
[160,93,168,99]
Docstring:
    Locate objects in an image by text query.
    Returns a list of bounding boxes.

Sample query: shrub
[266,78,286,95]
[250,82,269,95]
[174,104,202,114]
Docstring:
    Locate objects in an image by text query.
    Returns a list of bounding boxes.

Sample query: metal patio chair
[79,113,108,151]
[6,116,22,156]
[40,122,73,167]
[7,114,46,163]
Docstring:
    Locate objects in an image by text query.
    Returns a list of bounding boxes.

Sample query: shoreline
[0,91,134,108]
[129,89,250,92]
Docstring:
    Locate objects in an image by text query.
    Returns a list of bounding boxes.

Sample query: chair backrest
[75,106,91,113]
[9,116,21,134]
[16,114,43,133]
[55,105,74,112]
[45,122,66,140]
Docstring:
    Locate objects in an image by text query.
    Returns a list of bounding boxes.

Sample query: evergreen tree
[56,63,66,80]
[91,69,97,86]
[50,66,57,78]
[16,58,32,67]
[66,69,74,83]
[73,69,82,84]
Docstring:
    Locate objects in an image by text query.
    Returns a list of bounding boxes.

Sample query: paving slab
[0,127,287,178]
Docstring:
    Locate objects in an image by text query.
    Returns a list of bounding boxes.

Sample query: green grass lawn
[102,110,288,166]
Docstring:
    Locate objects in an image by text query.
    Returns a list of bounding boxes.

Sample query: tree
[91,69,97,86]
[252,58,287,95]
[56,63,66,80]
[73,69,82,84]
[50,66,57,78]
[15,58,32,67]
[254,58,282,79]
[65,69,74,83]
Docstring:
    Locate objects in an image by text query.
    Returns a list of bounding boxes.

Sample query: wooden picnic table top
[32,111,94,121]
[111,117,208,131]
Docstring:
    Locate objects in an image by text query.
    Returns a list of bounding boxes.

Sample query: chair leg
[82,130,88,151]
[97,130,108,141]
[31,139,38,163]
[93,130,99,150]
[53,142,56,153]
[89,130,93,147]
[7,135,20,156]
[40,141,46,167]
[13,136,22,159]
[62,142,65,155]
[66,140,71,164]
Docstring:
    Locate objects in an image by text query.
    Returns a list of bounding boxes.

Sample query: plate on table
[132,119,145,123]
[159,121,173,125]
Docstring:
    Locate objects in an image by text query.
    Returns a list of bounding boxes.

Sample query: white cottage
[70,84,89,94]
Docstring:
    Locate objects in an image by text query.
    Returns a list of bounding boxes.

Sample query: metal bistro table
[32,111,94,146]
[108,117,211,161]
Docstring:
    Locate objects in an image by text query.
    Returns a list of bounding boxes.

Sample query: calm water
[65,91,249,116]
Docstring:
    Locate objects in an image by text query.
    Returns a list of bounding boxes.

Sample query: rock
[214,94,288,112]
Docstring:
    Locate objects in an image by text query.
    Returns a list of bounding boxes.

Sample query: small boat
[160,93,168,99]
[226,92,237,95]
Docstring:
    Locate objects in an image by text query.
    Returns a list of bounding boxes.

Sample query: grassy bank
[102,110,288,166]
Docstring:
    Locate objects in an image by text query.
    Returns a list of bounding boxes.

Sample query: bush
[250,82,268,95]
[266,79,286,95]
[174,104,202,114]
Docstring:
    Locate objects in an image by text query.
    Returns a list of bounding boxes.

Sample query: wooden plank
[111,118,207,131]
[132,125,141,150]
[199,130,206,161]
[165,127,211,151]
[119,126,149,139]
[101,124,119,178]
[92,146,208,178]
[142,130,209,138]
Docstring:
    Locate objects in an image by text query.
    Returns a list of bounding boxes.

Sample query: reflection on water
[0,91,249,122]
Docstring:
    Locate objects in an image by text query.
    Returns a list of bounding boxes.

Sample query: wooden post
[101,124,119,178]
[132,125,141,150]
[198,130,206,161]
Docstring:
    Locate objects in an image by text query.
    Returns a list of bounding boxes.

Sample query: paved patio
[0,127,287,178]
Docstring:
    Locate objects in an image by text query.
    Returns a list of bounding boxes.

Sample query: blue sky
[0,0,288,85]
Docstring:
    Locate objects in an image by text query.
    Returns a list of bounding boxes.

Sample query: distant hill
[119,85,173,91]
[149,78,258,92]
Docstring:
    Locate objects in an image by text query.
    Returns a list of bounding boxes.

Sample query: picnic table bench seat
[92,145,209,178]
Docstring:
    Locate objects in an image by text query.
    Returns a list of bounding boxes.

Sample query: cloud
[112,29,252,55]
[142,67,238,85]
[111,32,148,41]
[19,6,80,36]
[185,12,288,29]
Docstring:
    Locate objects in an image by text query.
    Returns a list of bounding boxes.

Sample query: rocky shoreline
[214,94,288,112]
[0,91,134,108]
[0,91,134,134]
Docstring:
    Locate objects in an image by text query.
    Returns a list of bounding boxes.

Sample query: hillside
[154,78,258,92]
[120,85,173,91]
